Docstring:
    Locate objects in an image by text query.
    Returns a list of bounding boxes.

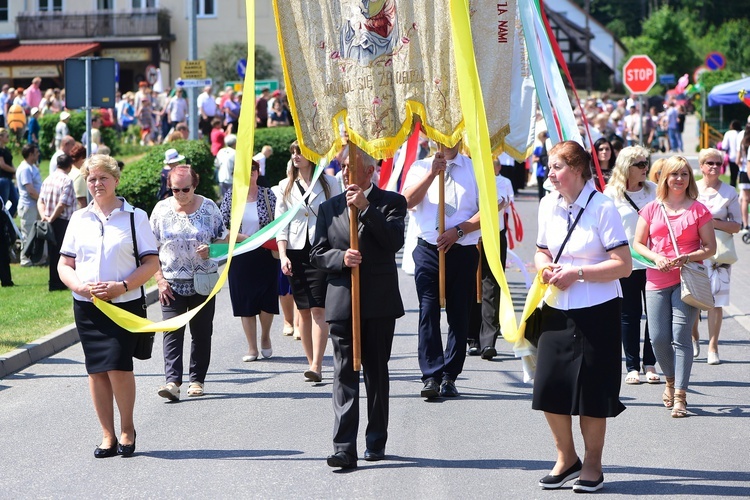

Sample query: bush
[253,126,298,186]
[39,111,119,159]
[117,140,217,216]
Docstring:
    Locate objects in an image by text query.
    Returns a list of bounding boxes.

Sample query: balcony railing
[16,9,171,40]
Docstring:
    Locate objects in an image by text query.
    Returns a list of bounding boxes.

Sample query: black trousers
[330,317,395,458]
[161,292,216,385]
[729,161,739,187]
[468,230,508,349]
[0,232,11,286]
[48,218,69,291]
[414,241,478,382]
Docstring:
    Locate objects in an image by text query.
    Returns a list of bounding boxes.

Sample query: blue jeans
[0,177,18,217]
[645,284,698,390]
[668,128,682,152]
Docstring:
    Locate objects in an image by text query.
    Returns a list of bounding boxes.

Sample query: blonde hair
[648,158,666,183]
[698,148,723,165]
[656,156,698,201]
[82,154,120,181]
[608,145,652,198]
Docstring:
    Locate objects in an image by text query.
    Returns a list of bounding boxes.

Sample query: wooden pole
[348,143,362,371]
[438,169,446,308]
[476,240,482,303]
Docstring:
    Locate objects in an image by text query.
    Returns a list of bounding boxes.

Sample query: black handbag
[128,211,154,360]
[524,191,595,347]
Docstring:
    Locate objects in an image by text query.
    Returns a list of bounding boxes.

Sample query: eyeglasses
[171,187,192,193]
[703,161,721,166]
[630,160,649,169]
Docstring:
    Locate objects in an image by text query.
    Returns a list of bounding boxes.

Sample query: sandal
[662,378,675,409]
[625,370,641,385]
[671,390,688,418]
[643,365,661,384]
[187,382,204,397]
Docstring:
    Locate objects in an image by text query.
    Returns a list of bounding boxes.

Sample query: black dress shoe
[481,347,497,360]
[467,340,480,356]
[117,430,136,457]
[364,449,385,461]
[572,474,604,493]
[94,442,118,458]
[327,451,357,469]
[440,379,459,397]
[420,379,440,399]
[539,458,582,489]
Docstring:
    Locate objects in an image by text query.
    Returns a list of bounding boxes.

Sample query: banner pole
[348,142,362,372]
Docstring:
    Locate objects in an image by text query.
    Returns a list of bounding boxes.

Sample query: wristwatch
[577,267,584,281]
[454,225,464,239]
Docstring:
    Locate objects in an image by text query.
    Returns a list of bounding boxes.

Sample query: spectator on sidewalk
[253,145,273,187]
[50,135,75,176]
[215,134,237,197]
[68,143,89,209]
[0,128,18,217]
[54,111,71,151]
[16,144,43,267]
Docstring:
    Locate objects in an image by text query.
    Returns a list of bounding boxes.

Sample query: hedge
[39,111,119,159]
[117,140,216,216]
[252,126,298,186]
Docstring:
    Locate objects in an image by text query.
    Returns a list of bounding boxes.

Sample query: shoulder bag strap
[553,191,596,264]
[129,211,146,305]
[659,202,681,256]
[622,192,640,213]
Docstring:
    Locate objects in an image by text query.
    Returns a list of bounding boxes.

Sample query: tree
[205,43,277,88]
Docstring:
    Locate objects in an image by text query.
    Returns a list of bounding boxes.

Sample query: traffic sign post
[236,58,247,79]
[175,78,212,89]
[705,51,726,71]
[623,55,657,95]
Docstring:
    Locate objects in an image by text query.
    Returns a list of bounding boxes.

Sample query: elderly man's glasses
[630,160,649,169]
[703,161,721,166]
[171,187,192,193]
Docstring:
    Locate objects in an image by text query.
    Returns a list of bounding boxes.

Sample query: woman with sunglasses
[604,146,659,385]
[150,165,228,400]
[633,157,716,418]
[691,148,742,365]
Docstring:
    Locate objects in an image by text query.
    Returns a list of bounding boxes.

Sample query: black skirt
[228,247,279,316]
[532,298,626,418]
[286,239,326,310]
[74,298,147,374]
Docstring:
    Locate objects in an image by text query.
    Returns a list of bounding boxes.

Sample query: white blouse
[537,182,628,310]
[60,198,159,303]
[603,181,657,270]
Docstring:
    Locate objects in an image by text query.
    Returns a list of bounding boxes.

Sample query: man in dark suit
[310,153,406,470]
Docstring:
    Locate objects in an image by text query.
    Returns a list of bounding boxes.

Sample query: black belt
[417,238,438,251]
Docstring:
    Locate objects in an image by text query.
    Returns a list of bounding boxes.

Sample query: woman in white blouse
[692,148,742,365]
[276,141,341,382]
[150,166,228,400]
[534,141,632,493]
[58,154,159,458]
[604,146,659,385]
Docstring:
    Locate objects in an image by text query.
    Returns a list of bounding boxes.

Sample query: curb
[0,285,160,379]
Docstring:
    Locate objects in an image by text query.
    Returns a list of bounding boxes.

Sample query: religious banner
[274,0,525,161]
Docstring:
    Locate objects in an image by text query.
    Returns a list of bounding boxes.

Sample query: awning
[0,43,100,63]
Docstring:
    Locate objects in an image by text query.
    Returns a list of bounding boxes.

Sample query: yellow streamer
[95,0,257,332]
[449,0,518,341]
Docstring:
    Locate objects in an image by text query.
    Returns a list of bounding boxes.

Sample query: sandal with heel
[662,378,675,409]
[671,390,688,418]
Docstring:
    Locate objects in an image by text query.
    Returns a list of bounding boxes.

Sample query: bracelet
[122,280,129,292]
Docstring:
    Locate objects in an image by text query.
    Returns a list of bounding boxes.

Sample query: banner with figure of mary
[274,0,533,161]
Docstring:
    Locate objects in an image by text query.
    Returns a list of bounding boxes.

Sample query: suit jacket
[310,185,406,323]
[276,174,341,250]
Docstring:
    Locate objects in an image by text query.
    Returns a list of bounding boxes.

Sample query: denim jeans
[0,177,18,217]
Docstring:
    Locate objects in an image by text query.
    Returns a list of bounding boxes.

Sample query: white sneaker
[692,340,700,358]
[707,351,720,365]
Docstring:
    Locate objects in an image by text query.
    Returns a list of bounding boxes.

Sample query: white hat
[30,107,39,116]
[164,148,185,165]
[60,111,70,120]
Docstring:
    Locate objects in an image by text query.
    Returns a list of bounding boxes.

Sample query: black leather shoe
[117,430,136,457]
[467,340,480,356]
[94,442,118,458]
[327,451,357,469]
[440,379,459,397]
[572,474,604,493]
[420,379,440,399]
[481,347,497,360]
[539,459,582,489]
[364,449,385,461]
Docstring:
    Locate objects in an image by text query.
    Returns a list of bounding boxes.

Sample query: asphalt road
[2,185,750,499]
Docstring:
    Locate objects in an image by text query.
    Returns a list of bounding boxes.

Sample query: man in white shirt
[197,85,218,141]
[215,134,236,197]
[252,145,273,187]
[402,141,481,399]
[722,120,742,187]
[49,135,75,176]
[16,144,42,266]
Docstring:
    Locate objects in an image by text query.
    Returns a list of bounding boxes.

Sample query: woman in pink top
[633,156,716,418]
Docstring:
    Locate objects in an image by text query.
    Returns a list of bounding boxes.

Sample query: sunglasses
[171,187,192,193]
[630,160,649,169]
[703,161,721,166]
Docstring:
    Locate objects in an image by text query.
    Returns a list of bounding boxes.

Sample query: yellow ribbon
[95,0,258,332]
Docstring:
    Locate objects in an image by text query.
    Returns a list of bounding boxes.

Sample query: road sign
[254,79,279,95]
[694,65,708,83]
[705,51,726,71]
[623,55,657,95]
[145,64,158,85]
[659,74,676,85]
[236,58,247,79]
[180,60,207,80]
[65,57,117,109]
[224,81,244,92]
[175,78,212,89]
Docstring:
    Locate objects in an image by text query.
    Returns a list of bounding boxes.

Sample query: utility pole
[585,0,592,93]
[187,0,198,140]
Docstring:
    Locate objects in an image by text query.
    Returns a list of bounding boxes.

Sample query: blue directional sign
[659,74,676,85]
[175,78,212,89]
[705,51,726,71]
[236,58,247,79]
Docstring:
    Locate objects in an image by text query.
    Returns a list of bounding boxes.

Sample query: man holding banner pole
[311,151,406,469]
[403,141,480,399]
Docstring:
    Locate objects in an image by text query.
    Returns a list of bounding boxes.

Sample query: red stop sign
[623,55,657,94]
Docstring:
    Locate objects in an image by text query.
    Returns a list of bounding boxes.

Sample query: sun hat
[60,111,71,120]
[30,107,39,116]
[164,148,186,165]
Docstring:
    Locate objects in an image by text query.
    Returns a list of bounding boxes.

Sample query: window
[38,0,63,12]
[195,0,215,17]
[0,0,8,22]
[97,0,113,10]
[132,0,157,7]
